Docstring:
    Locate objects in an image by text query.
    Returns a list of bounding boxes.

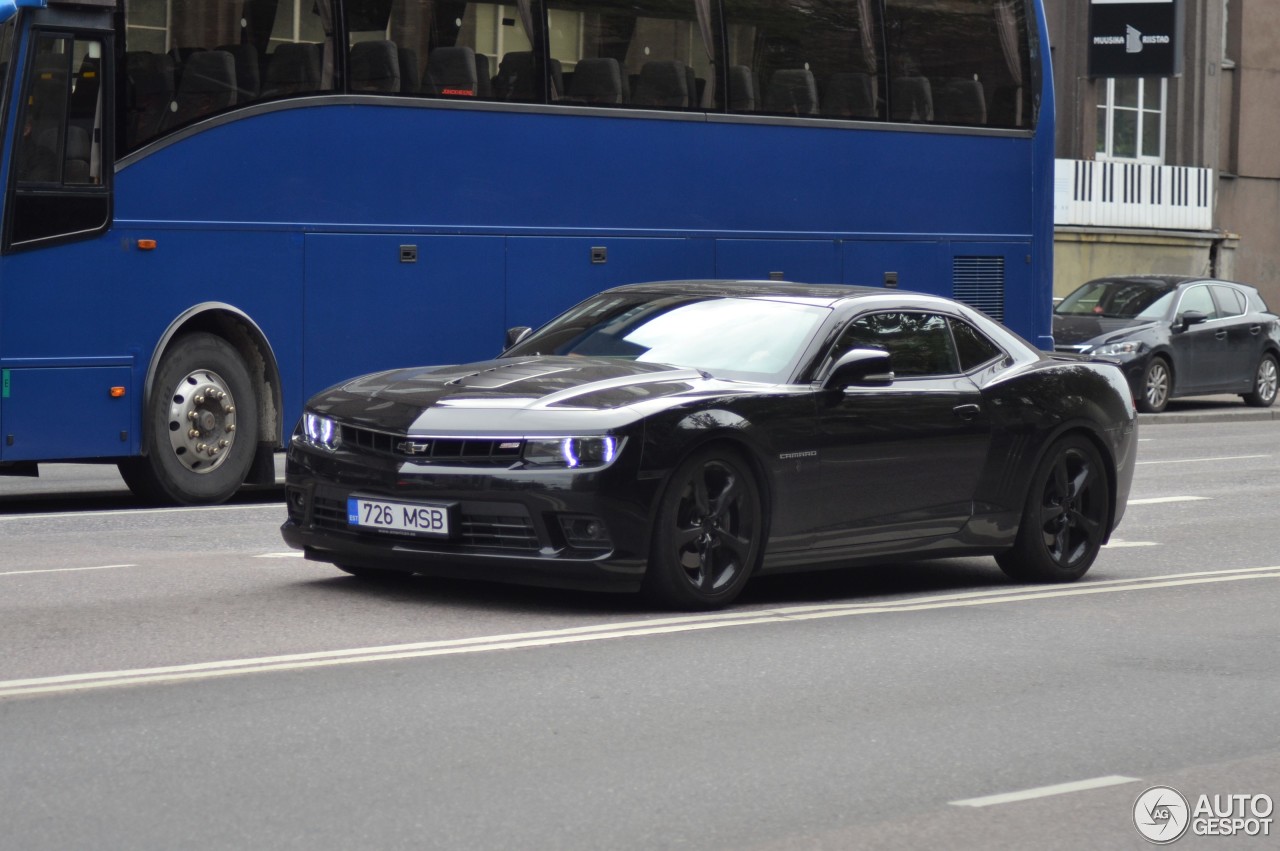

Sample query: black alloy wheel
[1137,357,1171,414]
[1242,352,1278,408]
[997,435,1111,583]
[644,447,763,610]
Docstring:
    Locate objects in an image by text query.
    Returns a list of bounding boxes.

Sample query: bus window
[722,0,882,120]
[545,0,713,110]
[123,0,337,151]
[9,32,110,247]
[882,0,1033,128]
[345,0,540,103]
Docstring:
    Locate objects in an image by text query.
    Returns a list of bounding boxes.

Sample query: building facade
[1043,0,1279,308]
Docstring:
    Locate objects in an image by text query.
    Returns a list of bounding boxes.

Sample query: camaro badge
[778,450,817,460]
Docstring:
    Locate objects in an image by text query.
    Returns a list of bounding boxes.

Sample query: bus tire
[118,332,259,505]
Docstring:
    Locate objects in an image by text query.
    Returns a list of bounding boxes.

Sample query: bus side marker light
[110,387,126,398]
[137,239,157,250]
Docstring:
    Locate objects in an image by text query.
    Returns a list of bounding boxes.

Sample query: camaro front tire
[997,435,1111,583]
[643,447,764,610]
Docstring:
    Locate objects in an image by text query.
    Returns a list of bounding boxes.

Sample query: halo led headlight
[523,436,618,469]
[1091,340,1144,356]
[303,412,341,451]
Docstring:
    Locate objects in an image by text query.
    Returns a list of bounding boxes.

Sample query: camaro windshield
[505,294,830,382]
[1055,280,1177,319]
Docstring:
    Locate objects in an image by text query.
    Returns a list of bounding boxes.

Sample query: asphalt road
[0,410,1277,850]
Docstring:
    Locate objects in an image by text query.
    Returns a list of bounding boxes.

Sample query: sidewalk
[1138,395,1280,425]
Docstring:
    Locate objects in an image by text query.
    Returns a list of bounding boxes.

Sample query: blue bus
[0,0,1054,503]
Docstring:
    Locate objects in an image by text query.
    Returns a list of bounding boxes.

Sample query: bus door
[0,5,121,463]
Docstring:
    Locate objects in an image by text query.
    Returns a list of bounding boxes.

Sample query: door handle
[1215,331,1227,340]
[953,403,982,421]
[1250,325,1262,336]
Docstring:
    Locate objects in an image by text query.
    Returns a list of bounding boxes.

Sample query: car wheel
[1242,353,1278,408]
[1136,357,1171,414]
[643,447,763,610]
[118,333,259,505]
[996,435,1111,583]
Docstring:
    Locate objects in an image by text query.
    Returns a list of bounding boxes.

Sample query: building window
[1096,76,1165,163]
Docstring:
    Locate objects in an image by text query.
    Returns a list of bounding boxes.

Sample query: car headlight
[302,412,341,451]
[1091,340,1145,356]
[522,436,619,469]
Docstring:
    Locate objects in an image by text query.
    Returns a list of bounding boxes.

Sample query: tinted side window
[950,318,1004,371]
[722,0,882,119]
[1211,285,1246,318]
[547,0,710,109]
[835,312,959,377]
[1178,285,1217,319]
[124,0,337,152]
[8,32,111,249]
[882,0,1032,128]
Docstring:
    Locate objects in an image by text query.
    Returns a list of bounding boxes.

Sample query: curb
[1136,396,1280,426]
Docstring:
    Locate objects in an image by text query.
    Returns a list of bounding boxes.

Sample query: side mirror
[824,348,894,391]
[1175,310,1208,332]
[504,326,532,350]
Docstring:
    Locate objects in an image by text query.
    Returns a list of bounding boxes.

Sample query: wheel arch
[141,303,284,456]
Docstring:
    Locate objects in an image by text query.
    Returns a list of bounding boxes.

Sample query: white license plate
[347,497,453,538]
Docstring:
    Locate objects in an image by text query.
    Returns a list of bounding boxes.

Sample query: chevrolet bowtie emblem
[397,440,431,455]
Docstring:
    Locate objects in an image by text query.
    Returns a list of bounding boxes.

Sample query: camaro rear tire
[643,447,764,610]
[1242,352,1278,408]
[996,435,1110,583]
[1136,357,1171,414]
[119,333,258,505]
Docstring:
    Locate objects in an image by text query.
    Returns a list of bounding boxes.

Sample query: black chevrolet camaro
[281,281,1137,609]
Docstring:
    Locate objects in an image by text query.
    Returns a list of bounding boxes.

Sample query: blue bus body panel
[2,97,1049,461]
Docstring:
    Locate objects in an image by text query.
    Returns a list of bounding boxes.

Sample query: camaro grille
[340,425,523,466]
[311,495,540,552]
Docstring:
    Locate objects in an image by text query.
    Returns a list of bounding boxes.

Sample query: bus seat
[217,45,261,101]
[933,78,987,125]
[264,43,320,97]
[764,69,818,115]
[891,76,933,121]
[62,125,91,184]
[823,72,875,118]
[633,61,690,108]
[161,51,237,130]
[727,65,755,112]
[474,53,492,98]
[350,40,401,93]
[126,51,175,147]
[566,58,622,105]
[550,58,564,100]
[494,51,536,101]
[427,46,478,97]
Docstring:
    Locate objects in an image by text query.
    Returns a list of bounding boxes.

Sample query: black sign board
[1089,0,1182,77]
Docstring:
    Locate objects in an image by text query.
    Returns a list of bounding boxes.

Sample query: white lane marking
[0,564,136,577]
[2,566,1279,700]
[1102,541,1158,548]
[1127,496,1210,505]
[950,775,1141,808]
[254,552,305,559]
[1136,454,1270,466]
[0,504,284,523]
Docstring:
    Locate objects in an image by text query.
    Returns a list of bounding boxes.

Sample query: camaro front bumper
[280,442,658,592]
